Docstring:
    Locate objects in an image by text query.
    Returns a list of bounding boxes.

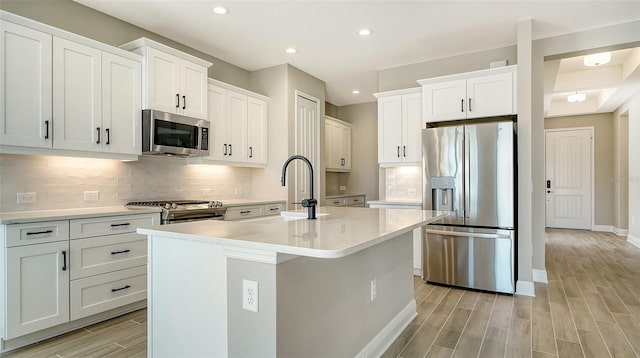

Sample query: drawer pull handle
[270,208,279,211]
[111,249,131,255]
[110,223,131,228]
[240,211,251,214]
[62,251,67,271]
[111,285,131,293]
[26,230,53,236]
[333,201,340,204]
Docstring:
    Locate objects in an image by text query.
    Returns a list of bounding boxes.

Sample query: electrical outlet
[339,185,346,191]
[234,188,242,196]
[17,192,36,204]
[202,188,212,196]
[242,279,259,312]
[370,278,377,302]
[84,191,99,201]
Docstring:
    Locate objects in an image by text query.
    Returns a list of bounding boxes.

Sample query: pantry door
[545,128,593,230]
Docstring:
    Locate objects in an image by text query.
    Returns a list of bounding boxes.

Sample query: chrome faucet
[281,155,317,220]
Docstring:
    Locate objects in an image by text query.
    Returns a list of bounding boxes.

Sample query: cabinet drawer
[325,198,346,207]
[70,233,147,279]
[70,266,147,320]
[5,220,70,247]
[347,196,365,207]
[70,213,158,239]
[225,205,264,221]
[264,203,285,216]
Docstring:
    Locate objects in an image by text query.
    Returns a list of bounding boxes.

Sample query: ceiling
[75,1,640,107]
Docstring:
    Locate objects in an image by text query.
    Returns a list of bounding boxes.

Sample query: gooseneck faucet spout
[281,155,317,219]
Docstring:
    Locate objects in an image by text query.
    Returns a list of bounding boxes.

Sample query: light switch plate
[340,185,346,191]
[84,191,99,201]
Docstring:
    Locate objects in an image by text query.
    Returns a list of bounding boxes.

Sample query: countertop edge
[0,206,162,224]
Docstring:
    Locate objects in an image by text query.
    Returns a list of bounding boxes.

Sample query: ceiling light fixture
[358,28,372,36]
[352,90,360,94]
[285,48,297,54]
[583,52,611,67]
[567,92,586,103]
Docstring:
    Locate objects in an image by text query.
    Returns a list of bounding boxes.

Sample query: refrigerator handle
[424,228,512,239]
[464,133,470,218]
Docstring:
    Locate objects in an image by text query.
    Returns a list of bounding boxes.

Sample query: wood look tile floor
[2,229,639,358]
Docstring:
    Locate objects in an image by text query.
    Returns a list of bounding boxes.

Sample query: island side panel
[148,235,228,357]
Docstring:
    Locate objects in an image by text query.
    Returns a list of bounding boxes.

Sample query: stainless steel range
[126,200,226,224]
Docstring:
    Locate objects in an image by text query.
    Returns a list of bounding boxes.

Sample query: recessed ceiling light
[285,48,298,54]
[358,28,372,36]
[567,92,586,103]
[352,90,360,94]
[584,52,611,67]
[213,6,229,15]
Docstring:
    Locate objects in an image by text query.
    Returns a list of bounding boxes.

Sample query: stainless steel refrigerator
[422,116,516,294]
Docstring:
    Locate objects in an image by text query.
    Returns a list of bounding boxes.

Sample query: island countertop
[138,206,447,259]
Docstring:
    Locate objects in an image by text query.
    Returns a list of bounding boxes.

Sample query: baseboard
[592,225,629,237]
[532,269,548,283]
[413,268,422,277]
[355,299,417,358]
[515,281,536,297]
[628,234,640,249]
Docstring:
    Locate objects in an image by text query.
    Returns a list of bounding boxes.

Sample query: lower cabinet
[324,195,366,208]
[224,202,285,221]
[1,212,158,345]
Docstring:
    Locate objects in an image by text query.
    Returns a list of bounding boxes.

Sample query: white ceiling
[75,0,640,107]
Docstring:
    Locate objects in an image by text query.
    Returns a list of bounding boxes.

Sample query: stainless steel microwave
[142,109,209,157]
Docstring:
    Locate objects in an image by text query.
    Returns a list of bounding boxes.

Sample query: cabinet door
[247,97,267,165]
[340,123,351,170]
[227,91,248,162]
[206,85,228,161]
[324,118,334,168]
[180,61,208,120]
[466,72,513,119]
[6,241,69,339]
[146,47,180,114]
[402,92,421,162]
[102,52,141,155]
[422,79,466,122]
[52,37,101,151]
[0,21,52,148]
[377,96,402,164]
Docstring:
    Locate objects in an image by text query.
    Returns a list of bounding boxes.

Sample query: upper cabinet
[324,116,351,172]
[191,79,268,167]
[0,14,142,159]
[374,88,421,166]
[419,65,517,122]
[120,38,211,120]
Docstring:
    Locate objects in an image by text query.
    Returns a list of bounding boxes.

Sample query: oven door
[143,109,209,157]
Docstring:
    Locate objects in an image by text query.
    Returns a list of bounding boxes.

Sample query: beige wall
[325,102,339,118]
[544,113,615,226]
[613,109,630,231]
[0,154,252,212]
[378,46,517,91]
[0,0,251,88]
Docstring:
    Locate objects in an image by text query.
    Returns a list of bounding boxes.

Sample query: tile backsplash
[384,166,422,201]
[0,154,252,212]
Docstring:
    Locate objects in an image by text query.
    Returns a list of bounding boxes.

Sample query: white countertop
[0,206,161,224]
[325,193,366,199]
[222,199,286,207]
[138,206,447,259]
[367,200,422,206]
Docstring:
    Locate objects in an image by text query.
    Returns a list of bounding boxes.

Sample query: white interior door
[545,128,592,229]
[294,92,320,207]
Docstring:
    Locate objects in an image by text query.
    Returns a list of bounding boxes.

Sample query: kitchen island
[138,206,447,357]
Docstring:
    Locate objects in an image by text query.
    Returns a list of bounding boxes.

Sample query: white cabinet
[200,79,268,167]
[375,88,421,166]
[52,38,141,155]
[3,221,70,339]
[420,66,516,122]
[324,116,351,172]
[0,15,142,158]
[225,202,285,221]
[0,21,52,148]
[121,38,211,120]
[325,195,365,208]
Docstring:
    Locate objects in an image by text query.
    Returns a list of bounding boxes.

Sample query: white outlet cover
[17,192,36,204]
[84,191,99,201]
[370,278,377,302]
[339,185,347,191]
[242,279,259,312]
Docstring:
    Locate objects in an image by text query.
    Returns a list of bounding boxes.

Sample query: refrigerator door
[423,226,514,294]
[464,121,514,228]
[422,126,464,225]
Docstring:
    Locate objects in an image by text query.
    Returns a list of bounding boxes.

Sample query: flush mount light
[352,90,360,94]
[213,6,229,15]
[285,47,298,54]
[567,92,586,103]
[358,28,372,36]
[584,52,611,66]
